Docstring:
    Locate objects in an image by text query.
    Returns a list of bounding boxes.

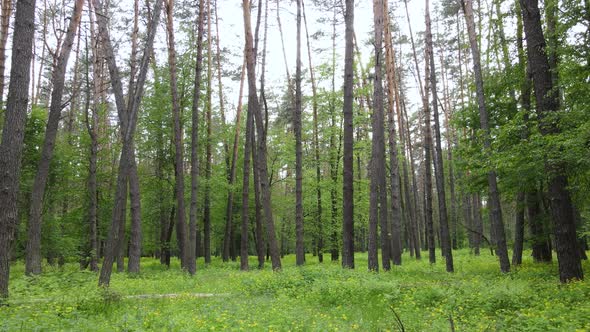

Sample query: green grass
[1,250,589,331]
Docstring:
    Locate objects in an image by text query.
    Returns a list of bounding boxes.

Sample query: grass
[1,250,589,331]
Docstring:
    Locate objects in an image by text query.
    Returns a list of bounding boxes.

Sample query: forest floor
[1,249,589,331]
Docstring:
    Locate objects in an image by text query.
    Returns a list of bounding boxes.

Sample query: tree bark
[369,0,389,272]
[25,0,84,275]
[302,0,323,263]
[512,192,525,265]
[239,63,251,271]
[294,0,305,266]
[462,0,510,272]
[242,0,281,270]
[203,0,213,265]
[96,0,163,286]
[165,0,189,270]
[425,0,453,272]
[189,0,205,275]
[519,0,583,282]
[341,0,355,269]
[0,0,37,298]
[382,0,402,266]
[422,32,435,264]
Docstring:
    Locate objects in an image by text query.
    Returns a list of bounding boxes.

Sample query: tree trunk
[422,33,436,264]
[242,0,281,270]
[240,79,252,271]
[519,0,583,282]
[189,0,205,275]
[512,192,525,265]
[0,0,37,298]
[95,0,163,286]
[203,0,213,265]
[472,194,482,255]
[342,0,355,269]
[462,0,510,272]
[527,190,552,262]
[85,17,101,271]
[253,0,268,269]
[369,0,389,272]
[302,0,323,263]
[382,0,402,266]
[294,0,305,266]
[25,0,84,275]
[425,0,453,272]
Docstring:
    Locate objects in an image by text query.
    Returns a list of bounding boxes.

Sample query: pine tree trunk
[341,0,355,269]
[188,0,205,274]
[294,0,305,266]
[369,0,389,272]
[462,0,510,272]
[0,0,37,298]
[519,0,583,282]
[383,0,402,266]
[242,0,281,270]
[512,192,525,265]
[203,0,213,265]
[302,0,323,263]
[422,37,436,264]
[96,0,163,286]
[425,0,453,272]
[25,0,84,275]
[240,83,252,271]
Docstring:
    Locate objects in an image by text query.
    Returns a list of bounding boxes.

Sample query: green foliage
[1,250,589,331]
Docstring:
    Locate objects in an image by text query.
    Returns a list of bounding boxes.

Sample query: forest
[0,0,589,330]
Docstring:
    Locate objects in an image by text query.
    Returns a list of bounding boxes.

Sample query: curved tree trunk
[25,0,84,275]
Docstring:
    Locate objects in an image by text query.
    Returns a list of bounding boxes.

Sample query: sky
[153,0,428,122]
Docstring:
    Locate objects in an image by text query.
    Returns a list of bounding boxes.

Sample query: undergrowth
[0,250,588,331]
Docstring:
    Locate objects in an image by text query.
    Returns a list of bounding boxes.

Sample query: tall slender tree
[369,0,390,272]
[425,0,453,272]
[341,0,355,269]
[242,0,281,270]
[0,0,37,298]
[95,0,163,286]
[189,0,205,275]
[382,0,402,265]
[461,0,510,272]
[294,0,305,266]
[25,0,84,275]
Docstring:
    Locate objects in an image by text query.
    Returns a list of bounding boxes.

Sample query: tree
[95,0,163,286]
[519,0,583,282]
[294,0,305,266]
[189,0,205,275]
[461,0,510,273]
[203,0,213,265]
[369,0,390,272]
[165,0,189,270]
[242,0,281,270]
[382,0,402,265]
[425,0,453,272]
[0,0,37,298]
[302,0,323,263]
[25,0,84,276]
[341,0,355,270]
